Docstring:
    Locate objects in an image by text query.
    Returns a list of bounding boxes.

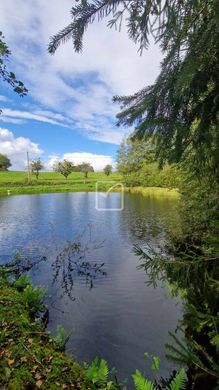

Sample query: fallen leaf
[7,359,14,366]
[35,373,42,380]
[20,356,28,363]
[31,365,38,373]
[44,355,53,363]
[28,338,33,344]
[36,380,43,388]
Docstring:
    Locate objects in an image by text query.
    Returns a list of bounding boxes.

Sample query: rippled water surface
[0,192,181,387]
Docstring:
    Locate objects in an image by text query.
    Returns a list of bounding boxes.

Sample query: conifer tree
[48,0,219,174]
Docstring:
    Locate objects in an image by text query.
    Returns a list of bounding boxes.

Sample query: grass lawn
[0,171,122,183]
[0,171,122,195]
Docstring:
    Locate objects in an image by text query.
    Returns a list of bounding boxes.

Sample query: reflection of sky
[0,192,181,387]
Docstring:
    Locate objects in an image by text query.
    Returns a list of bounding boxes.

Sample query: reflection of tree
[51,228,107,301]
[134,244,219,388]
[119,195,180,244]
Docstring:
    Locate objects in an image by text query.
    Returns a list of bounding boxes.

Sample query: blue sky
[0,0,161,170]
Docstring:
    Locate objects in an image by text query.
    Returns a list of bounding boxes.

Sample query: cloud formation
[0,0,162,145]
[46,152,114,171]
[0,128,43,170]
[0,108,72,128]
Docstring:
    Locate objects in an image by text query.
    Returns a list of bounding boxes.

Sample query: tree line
[0,154,113,179]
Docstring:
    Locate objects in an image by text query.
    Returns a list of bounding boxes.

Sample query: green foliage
[0,31,27,96]
[104,164,112,176]
[13,274,31,291]
[85,357,109,384]
[144,352,160,373]
[6,366,35,389]
[117,138,155,175]
[76,162,94,178]
[49,1,219,174]
[116,138,180,188]
[21,284,46,316]
[133,167,219,387]
[0,276,118,389]
[30,159,44,179]
[53,159,75,179]
[132,368,186,390]
[167,369,187,390]
[0,153,11,171]
[132,370,156,390]
[53,325,72,351]
[151,356,160,372]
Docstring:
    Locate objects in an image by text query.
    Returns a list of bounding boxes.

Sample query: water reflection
[0,192,181,385]
[51,227,107,300]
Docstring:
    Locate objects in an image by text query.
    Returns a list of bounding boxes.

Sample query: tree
[104,164,112,176]
[76,162,94,178]
[117,138,155,175]
[0,32,27,96]
[30,159,44,179]
[0,154,11,171]
[48,0,219,175]
[54,160,75,179]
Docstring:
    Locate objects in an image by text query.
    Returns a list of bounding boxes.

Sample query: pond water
[0,192,182,387]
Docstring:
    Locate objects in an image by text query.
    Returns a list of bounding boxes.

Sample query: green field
[0,171,179,197]
[0,171,123,195]
[0,170,122,183]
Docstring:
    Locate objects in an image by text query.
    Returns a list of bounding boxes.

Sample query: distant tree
[76,162,94,178]
[54,159,75,179]
[30,159,44,179]
[104,164,112,176]
[0,32,27,97]
[0,154,11,171]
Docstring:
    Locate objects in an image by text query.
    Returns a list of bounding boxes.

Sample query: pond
[0,192,182,387]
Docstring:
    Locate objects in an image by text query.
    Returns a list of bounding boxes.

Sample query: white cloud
[0,128,43,170]
[0,108,72,128]
[45,152,114,171]
[75,114,130,145]
[0,0,162,145]
[0,117,25,125]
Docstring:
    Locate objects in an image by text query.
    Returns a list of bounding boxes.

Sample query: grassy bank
[0,171,179,197]
[0,272,118,390]
[0,270,186,390]
[126,186,180,198]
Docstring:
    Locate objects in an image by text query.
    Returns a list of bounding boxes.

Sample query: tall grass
[126,186,180,198]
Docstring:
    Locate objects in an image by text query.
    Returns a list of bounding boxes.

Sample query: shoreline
[0,270,119,389]
[0,184,179,197]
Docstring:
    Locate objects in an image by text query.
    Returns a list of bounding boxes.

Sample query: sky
[0,0,162,171]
